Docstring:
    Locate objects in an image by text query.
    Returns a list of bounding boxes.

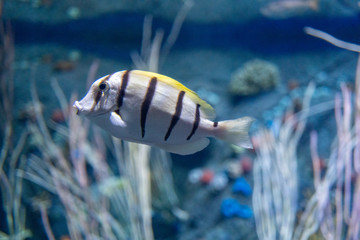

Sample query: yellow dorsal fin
[131,70,216,120]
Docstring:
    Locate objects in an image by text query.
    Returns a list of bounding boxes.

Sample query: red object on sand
[51,109,66,123]
[201,169,214,184]
[241,156,252,173]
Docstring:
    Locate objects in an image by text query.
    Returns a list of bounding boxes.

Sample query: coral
[229,59,280,96]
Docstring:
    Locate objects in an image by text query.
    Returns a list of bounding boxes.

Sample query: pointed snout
[73,101,83,115]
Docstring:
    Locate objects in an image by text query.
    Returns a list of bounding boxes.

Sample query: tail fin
[216,117,255,149]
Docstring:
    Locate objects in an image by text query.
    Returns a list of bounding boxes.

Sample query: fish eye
[99,82,109,91]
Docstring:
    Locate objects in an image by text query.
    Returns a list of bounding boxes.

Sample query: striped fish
[73,70,254,155]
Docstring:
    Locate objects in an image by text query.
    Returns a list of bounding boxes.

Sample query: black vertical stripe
[213,121,218,127]
[94,90,102,105]
[187,104,201,140]
[92,74,111,110]
[141,77,157,138]
[164,91,185,141]
[117,70,130,109]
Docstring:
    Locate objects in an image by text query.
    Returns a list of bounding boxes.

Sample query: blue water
[2,5,360,240]
[10,12,360,58]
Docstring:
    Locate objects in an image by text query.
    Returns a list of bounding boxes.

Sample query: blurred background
[1,0,360,239]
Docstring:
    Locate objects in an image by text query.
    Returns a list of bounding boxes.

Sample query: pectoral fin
[110,111,126,127]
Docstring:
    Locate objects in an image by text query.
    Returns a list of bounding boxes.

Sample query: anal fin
[155,138,210,155]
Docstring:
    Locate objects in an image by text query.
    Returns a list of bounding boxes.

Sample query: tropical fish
[73,70,254,155]
[260,0,319,19]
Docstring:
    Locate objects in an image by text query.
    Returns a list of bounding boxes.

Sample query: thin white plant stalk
[151,149,180,211]
[160,0,194,64]
[68,93,89,188]
[126,3,192,238]
[253,84,315,240]
[290,27,360,240]
[304,27,360,53]
[38,203,55,240]
[303,26,360,240]
[86,59,99,89]
[50,78,69,120]
[348,55,360,240]
[31,79,72,174]
[141,15,153,61]
[131,0,193,72]
[129,143,153,240]
[148,30,164,72]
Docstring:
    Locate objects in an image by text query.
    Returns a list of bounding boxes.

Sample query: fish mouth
[72,100,109,117]
[73,101,83,115]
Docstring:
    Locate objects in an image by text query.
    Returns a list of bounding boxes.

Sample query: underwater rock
[229,59,280,96]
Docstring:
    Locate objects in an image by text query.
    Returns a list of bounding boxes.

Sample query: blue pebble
[236,204,253,219]
[232,177,252,196]
[221,198,253,219]
[221,198,240,218]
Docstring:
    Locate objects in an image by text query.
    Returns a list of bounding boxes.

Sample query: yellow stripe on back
[131,70,216,120]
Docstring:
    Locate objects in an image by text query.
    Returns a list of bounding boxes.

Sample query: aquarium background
[1,0,360,239]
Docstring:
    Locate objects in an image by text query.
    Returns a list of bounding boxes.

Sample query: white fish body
[73,70,254,155]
